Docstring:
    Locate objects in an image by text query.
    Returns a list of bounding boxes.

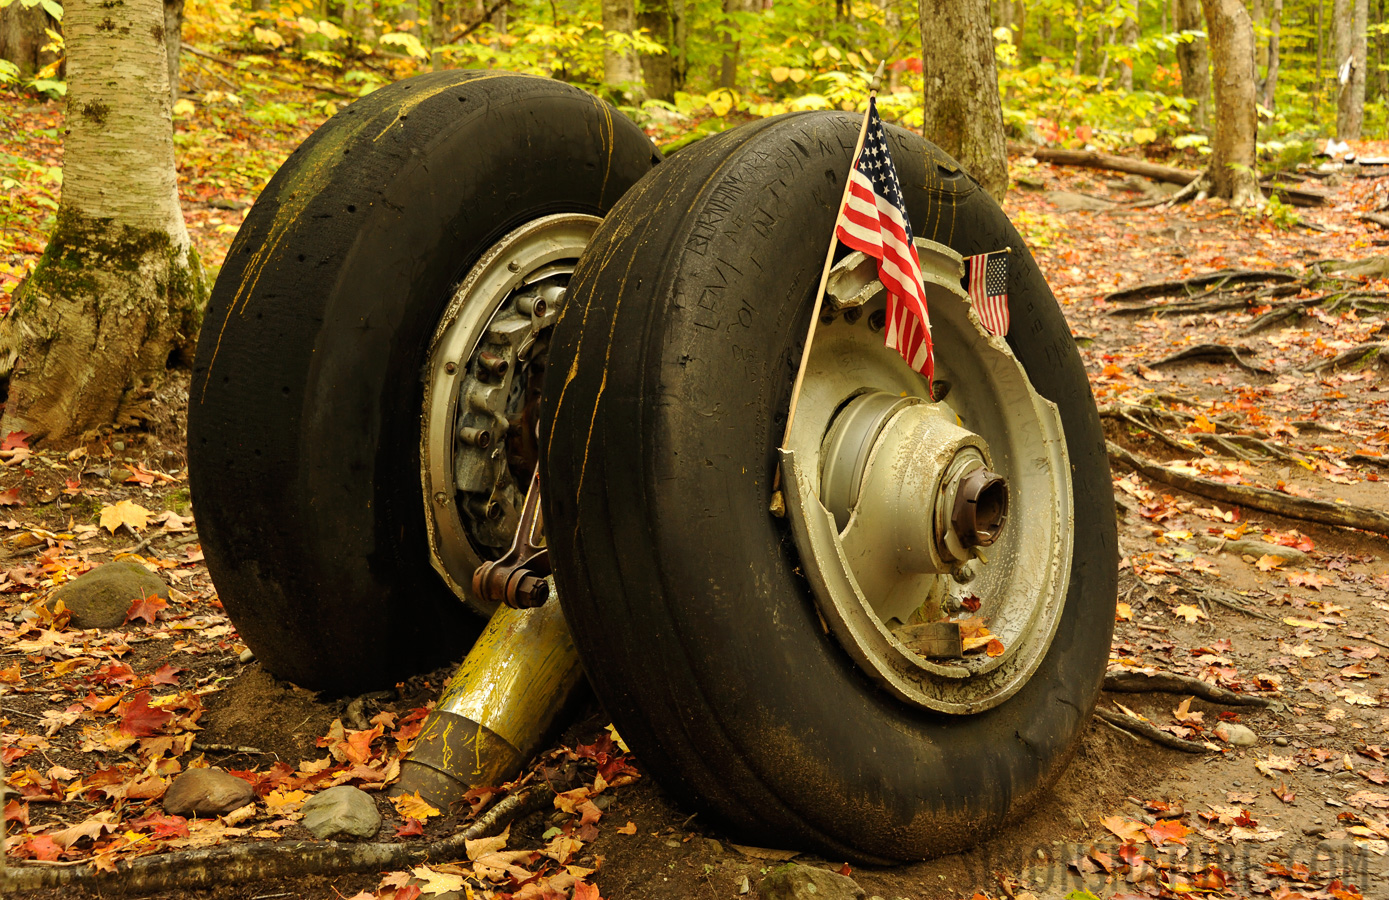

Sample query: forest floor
[2,86,1389,900]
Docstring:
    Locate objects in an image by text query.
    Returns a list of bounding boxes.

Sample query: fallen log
[0,784,549,894]
[1106,442,1389,537]
[1026,148,1329,206]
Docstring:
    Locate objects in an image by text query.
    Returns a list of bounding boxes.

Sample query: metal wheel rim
[782,239,1074,714]
[421,213,601,614]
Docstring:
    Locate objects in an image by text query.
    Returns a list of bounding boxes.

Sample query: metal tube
[392,590,583,809]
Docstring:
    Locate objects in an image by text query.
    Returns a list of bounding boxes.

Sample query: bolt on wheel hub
[781,238,1073,715]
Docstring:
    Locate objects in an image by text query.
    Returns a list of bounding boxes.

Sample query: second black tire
[188,72,658,694]
[541,112,1117,861]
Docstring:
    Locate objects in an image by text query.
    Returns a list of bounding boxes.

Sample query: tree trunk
[919,0,1008,201]
[603,0,642,94]
[1380,0,1388,102]
[0,0,206,443]
[718,0,752,89]
[1261,0,1282,109]
[164,0,184,106]
[638,0,674,101]
[1119,0,1138,90]
[1200,0,1262,206]
[1336,0,1368,137]
[1174,0,1210,130]
[0,2,59,78]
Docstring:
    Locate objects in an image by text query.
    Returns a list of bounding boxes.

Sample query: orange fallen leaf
[124,593,168,625]
[1144,818,1191,846]
[1102,815,1146,843]
[394,791,441,821]
[617,821,637,835]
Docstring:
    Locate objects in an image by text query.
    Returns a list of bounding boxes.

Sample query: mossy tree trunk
[918,0,1008,201]
[0,1,60,78]
[1200,0,1263,207]
[0,0,205,443]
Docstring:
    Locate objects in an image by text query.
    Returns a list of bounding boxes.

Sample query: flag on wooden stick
[963,249,1010,336]
[833,98,934,384]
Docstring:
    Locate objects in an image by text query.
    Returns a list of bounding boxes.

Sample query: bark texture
[1174,0,1210,130]
[637,0,674,101]
[1336,0,1368,138]
[919,0,1008,201]
[164,0,184,105]
[717,0,754,88]
[602,0,642,93]
[0,0,205,442]
[1200,0,1262,207]
[0,1,59,78]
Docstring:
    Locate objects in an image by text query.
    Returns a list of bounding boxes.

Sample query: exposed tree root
[1105,269,1299,303]
[1107,442,1389,537]
[0,785,549,894]
[1104,671,1272,706]
[1152,343,1271,375]
[1092,708,1210,753]
[1361,213,1389,230]
[1301,342,1388,373]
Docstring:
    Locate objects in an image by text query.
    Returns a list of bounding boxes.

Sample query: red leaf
[1144,819,1191,846]
[119,691,174,737]
[3,799,28,827]
[392,887,423,900]
[838,863,852,877]
[395,817,425,838]
[129,812,189,839]
[124,593,169,625]
[0,488,21,506]
[150,664,183,686]
[23,834,63,861]
[1,431,30,451]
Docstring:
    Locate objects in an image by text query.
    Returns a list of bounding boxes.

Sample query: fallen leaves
[393,791,441,821]
[124,593,169,625]
[99,499,151,533]
[117,692,174,738]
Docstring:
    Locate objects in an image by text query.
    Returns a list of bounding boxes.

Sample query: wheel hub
[421,213,600,613]
[780,238,1072,714]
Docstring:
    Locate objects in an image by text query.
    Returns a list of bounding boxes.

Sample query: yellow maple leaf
[1255,554,1285,571]
[1171,604,1205,624]
[1115,602,1133,622]
[409,865,465,896]
[99,500,151,533]
[393,790,441,820]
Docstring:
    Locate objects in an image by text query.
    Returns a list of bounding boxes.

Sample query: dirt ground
[2,129,1388,900]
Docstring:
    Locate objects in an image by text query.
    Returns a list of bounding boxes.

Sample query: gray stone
[163,768,255,817]
[50,560,170,628]
[302,785,381,840]
[758,864,865,900]
[1216,722,1258,747]
[1197,534,1308,564]
[1046,190,1118,212]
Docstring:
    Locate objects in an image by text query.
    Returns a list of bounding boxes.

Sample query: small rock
[1232,780,1242,787]
[738,875,751,895]
[238,648,255,664]
[758,863,866,900]
[50,560,170,629]
[704,838,724,855]
[302,785,381,840]
[164,768,254,817]
[1275,736,1290,747]
[1215,723,1258,747]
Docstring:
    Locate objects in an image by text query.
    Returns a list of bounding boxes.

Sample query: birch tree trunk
[0,0,205,442]
[1174,0,1210,130]
[1336,0,1368,138]
[1261,0,1282,109]
[1200,0,1262,206]
[164,0,184,106]
[602,0,642,94]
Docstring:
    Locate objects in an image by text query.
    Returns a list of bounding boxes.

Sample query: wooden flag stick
[776,60,887,483]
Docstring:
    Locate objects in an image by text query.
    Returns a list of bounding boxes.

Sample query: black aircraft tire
[540,111,1117,861]
[188,71,659,695]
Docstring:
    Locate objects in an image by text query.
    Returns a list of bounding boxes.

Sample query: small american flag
[834,98,934,384]
[964,249,1010,336]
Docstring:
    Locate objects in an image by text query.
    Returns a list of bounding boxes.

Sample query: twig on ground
[1105,269,1299,304]
[1092,708,1210,753]
[1106,441,1389,537]
[1103,671,1272,706]
[0,785,550,893]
